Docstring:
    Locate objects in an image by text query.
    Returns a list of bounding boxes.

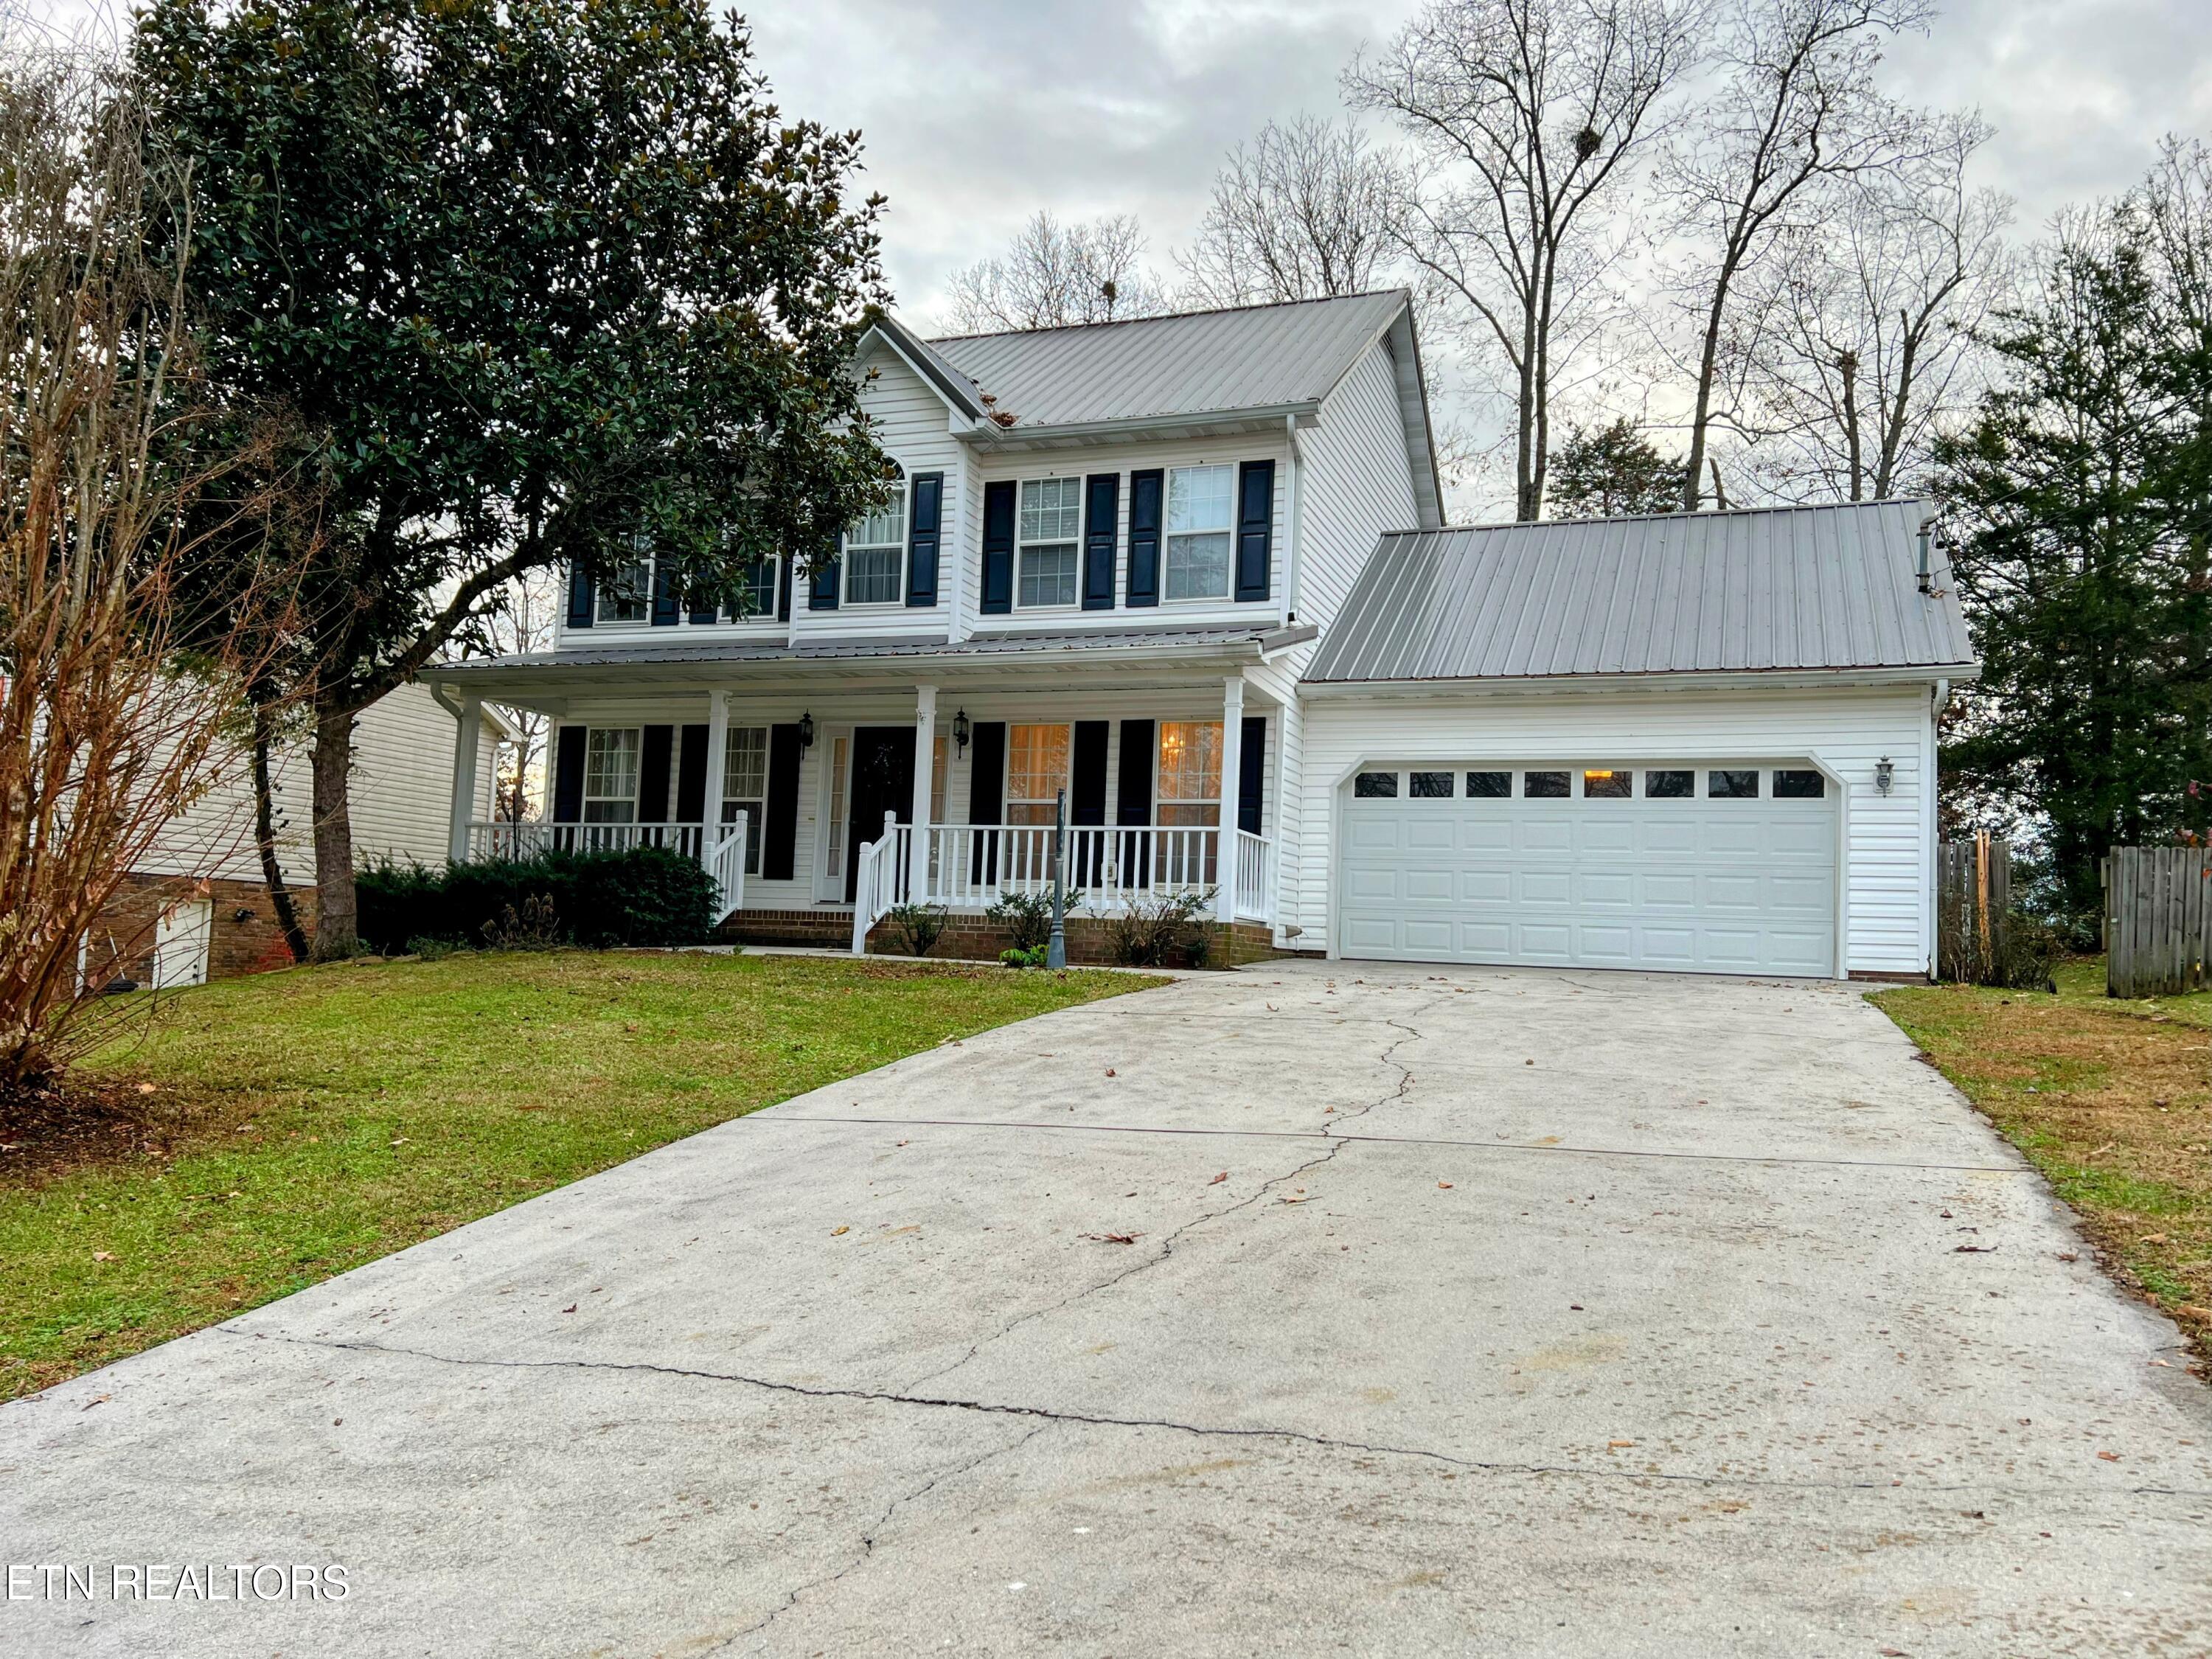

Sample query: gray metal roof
[1305,500,1977,685]
[925,291,1411,430]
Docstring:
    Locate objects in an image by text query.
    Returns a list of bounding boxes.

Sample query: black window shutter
[1125,470,1162,607]
[686,576,717,627]
[762,724,803,880]
[676,724,709,821]
[980,481,1015,614]
[638,725,674,820]
[566,565,594,628]
[808,544,841,610]
[1071,721,1109,824]
[651,563,681,627]
[776,554,792,622]
[552,726,586,821]
[1116,720,1154,824]
[967,723,1006,824]
[967,720,1006,886]
[1235,459,1274,602]
[1082,474,1119,611]
[906,472,943,607]
[1238,715,1267,836]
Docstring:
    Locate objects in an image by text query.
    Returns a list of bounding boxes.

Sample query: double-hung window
[844,469,907,605]
[595,556,651,624]
[1155,721,1222,826]
[717,555,780,622]
[1017,478,1082,608]
[1164,465,1234,601]
[720,726,769,873]
[1006,723,1070,824]
[583,728,641,822]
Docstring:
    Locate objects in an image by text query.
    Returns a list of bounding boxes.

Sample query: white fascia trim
[959,402,1321,451]
[1297,665,1983,700]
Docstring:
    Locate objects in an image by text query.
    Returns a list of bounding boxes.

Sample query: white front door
[152,899,212,990]
[1337,762,1840,977]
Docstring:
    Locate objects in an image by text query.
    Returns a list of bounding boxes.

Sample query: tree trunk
[308,692,359,959]
[250,698,311,964]
[1682,293,1728,511]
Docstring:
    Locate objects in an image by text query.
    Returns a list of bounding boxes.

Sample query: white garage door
[1338,764,1838,977]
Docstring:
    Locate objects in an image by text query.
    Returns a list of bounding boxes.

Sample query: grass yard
[1876,961,2212,1369]
[0,950,1159,1402]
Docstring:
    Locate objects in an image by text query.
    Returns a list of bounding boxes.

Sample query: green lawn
[0,951,1158,1401]
[1875,959,2211,1368]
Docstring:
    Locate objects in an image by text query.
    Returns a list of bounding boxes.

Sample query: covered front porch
[434,633,1295,956]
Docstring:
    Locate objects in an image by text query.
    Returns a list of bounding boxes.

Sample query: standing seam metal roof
[1304,500,1976,683]
[923,291,1411,428]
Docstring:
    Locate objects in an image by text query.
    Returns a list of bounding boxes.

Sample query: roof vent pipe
[1916,518,1935,596]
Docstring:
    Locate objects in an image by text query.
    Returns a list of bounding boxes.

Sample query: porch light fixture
[952,708,971,755]
[799,712,815,749]
[1874,757,1893,795]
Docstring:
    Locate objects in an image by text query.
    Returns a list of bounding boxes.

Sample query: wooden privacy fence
[2106,846,2212,998]
[1936,835,2011,984]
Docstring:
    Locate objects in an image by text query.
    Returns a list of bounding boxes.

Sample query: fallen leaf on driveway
[1952,1245,1995,1253]
[1081,1232,1142,1245]
[81,1394,110,1411]
[1607,1439,1635,1449]
[1281,1194,1312,1205]
[1105,1068,1116,1077]
[2097,1450,2120,1462]
[560,1304,578,1314]
[1208,1171,1228,1185]
[1533,1136,1561,1147]
[830,1225,849,1237]
[1438,1181,1453,1189]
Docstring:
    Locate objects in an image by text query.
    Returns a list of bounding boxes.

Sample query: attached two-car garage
[1335,762,1840,976]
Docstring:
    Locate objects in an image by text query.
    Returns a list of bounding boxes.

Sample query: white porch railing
[465,814,748,918]
[851,812,911,953]
[852,824,1272,950]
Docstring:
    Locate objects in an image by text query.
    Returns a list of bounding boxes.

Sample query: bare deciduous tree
[1177,116,1400,306]
[1663,0,1932,509]
[943,212,1169,333]
[1348,0,1705,521]
[0,45,299,1089]
[1725,112,2014,501]
[478,567,560,823]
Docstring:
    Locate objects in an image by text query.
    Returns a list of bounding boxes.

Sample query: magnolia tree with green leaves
[136,0,892,957]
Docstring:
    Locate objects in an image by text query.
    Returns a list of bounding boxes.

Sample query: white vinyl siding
[1295,686,1936,975]
[1294,339,1422,634]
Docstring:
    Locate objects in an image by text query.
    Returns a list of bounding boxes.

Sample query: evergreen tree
[1546,419,1685,518]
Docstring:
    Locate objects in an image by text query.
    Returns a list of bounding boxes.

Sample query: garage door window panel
[1773,768,1826,798]
[1466,771,1510,799]
[1582,768,1632,799]
[1708,768,1760,799]
[1354,771,1398,798]
[1645,769,1694,798]
[1524,771,1569,799]
[1409,771,1453,799]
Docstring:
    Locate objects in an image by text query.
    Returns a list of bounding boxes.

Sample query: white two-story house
[433,290,1976,978]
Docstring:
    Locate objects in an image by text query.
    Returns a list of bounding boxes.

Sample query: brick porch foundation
[719,908,1277,969]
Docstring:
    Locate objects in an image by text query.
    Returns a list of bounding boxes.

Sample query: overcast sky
[13,0,2209,322]
[744,0,2212,326]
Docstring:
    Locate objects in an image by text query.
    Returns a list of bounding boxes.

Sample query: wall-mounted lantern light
[1874,757,1893,795]
[952,708,971,756]
[798,712,815,750]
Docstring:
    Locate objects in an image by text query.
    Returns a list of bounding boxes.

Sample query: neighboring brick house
[99,683,507,988]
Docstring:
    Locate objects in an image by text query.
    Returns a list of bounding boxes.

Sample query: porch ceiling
[428,625,1315,713]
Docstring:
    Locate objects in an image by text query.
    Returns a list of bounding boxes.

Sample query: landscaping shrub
[887,902,949,958]
[1099,888,1215,967]
[986,890,1054,954]
[357,848,717,952]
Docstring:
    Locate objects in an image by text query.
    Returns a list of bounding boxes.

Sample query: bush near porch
[357,846,719,953]
[0,951,1159,1401]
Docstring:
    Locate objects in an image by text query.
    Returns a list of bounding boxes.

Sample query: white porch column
[701,688,729,860]
[1217,676,1244,924]
[910,684,937,899]
[446,691,483,864]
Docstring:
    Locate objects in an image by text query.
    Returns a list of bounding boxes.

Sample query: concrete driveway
[3,964,2208,1658]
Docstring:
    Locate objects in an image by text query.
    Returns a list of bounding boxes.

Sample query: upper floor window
[717,555,780,623]
[584,727,641,821]
[1166,465,1234,601]
[844,467,907,605]
[1018,477,1081,608]
[596,556,651,624]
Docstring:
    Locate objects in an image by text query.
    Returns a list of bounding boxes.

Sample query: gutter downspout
[1926,676,1950,980]
[1283,414,1306,627]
